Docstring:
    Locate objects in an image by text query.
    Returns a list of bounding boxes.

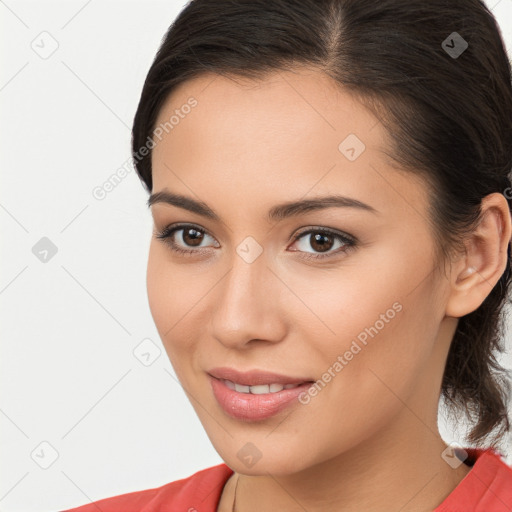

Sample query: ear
[445,192,512,318]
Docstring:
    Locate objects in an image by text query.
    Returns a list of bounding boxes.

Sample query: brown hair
[131,0,512,452]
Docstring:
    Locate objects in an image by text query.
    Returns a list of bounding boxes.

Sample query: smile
[221,379,304,394]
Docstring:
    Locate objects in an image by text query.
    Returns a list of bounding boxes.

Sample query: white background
[1,1,511,510]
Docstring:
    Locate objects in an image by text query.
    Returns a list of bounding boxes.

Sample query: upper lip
[208,367,314,386]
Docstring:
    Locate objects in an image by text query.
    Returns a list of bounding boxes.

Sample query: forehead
[151,67,430,223]
[154,67,379,146]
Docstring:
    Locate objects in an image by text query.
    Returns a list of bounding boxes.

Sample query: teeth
[224,380,303,394]
[224,380,236,391]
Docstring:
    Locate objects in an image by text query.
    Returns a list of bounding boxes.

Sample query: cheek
[146,242,212,364]
[146,243,189,358]
[146,243,170,333]
[296,252,440,409]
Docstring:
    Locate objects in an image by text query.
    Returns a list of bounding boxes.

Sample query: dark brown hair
[131,0,512,452]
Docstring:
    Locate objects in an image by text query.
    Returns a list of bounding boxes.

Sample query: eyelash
[154,223,357,261]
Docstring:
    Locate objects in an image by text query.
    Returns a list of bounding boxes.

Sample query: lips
[209,375,315,421]
[207,366,314,387]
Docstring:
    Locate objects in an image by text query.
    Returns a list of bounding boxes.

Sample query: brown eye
[181,227,205,246]
[308,232,335,252]
[289,228,357,260]
[155,223,219,256]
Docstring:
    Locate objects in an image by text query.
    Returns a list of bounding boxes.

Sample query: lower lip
[209,376,314,421]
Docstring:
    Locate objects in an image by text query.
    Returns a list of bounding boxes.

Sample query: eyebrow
[147,189,379,221]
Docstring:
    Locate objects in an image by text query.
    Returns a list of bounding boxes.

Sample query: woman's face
[147,67,456,475]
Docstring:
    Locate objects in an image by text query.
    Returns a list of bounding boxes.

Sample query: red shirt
[62,447,512,511]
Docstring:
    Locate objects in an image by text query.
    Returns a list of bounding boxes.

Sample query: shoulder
[435,447,512,512]
[61,463,234,512]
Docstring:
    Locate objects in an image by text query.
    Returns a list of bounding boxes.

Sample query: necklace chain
[231,473,239,512]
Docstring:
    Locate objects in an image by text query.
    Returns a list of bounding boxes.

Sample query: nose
[210,248,287,349]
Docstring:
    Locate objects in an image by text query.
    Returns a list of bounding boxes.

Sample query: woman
[63,0,512,510]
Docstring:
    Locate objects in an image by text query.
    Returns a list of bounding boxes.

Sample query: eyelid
[155,222,357,260]
[288,226,357,260]
[291,225,356,244]
[155,222,219,246]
